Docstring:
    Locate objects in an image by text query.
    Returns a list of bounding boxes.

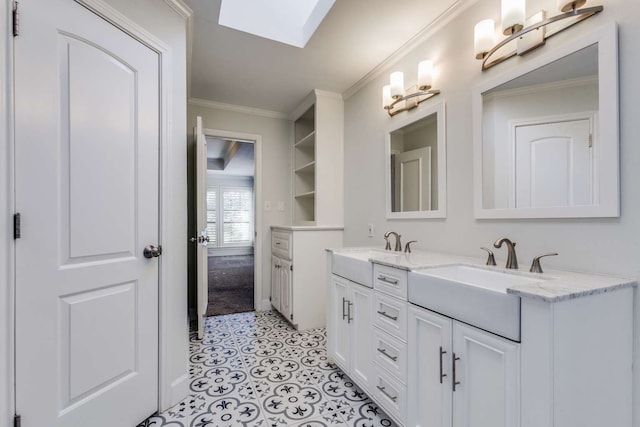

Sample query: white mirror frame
[386,101,447,219]
[473,22,619,219]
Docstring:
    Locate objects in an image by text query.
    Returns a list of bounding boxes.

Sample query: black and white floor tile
[139,311,398,427]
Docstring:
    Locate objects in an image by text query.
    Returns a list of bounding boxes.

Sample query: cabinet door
[452,322,519,427]
[350,284,372,391]
[329,275,350,371]
[408,306,453,427]
[280,259,293,322]
[270,256,281,312]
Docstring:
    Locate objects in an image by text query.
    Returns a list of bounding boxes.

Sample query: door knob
[143,245,162,259]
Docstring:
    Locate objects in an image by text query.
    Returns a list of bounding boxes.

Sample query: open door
[194,116,209,339]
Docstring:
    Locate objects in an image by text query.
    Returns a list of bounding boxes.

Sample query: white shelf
[294,191,316,199]
[294,131,315,148]
[294,161,316,174]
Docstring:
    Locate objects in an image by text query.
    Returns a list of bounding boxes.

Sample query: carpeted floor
[206,254,254,316]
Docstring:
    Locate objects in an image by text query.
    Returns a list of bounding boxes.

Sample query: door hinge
[589,133,593,148]
[290,313,293,320]
[12,2,19,37]
[14,414,21,427]
[13,213,21,239]
[269,296,272,302]
[289,264,293,271]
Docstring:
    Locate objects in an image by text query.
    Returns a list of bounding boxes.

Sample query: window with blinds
[206,185,253,248]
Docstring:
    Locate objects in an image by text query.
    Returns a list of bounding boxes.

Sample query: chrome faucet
[493,238,518,269]
[384,231,402,252]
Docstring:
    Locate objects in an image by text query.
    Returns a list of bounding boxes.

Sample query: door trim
[1,1,15,426]
[201,127,264,311]
[2,0,187,421]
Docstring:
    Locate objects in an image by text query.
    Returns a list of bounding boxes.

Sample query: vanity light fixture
[474,0,603,70]
[382,60,440,117]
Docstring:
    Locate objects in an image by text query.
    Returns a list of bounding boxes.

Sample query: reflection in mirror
[474,23,619,218]
[483,44,598,210]
[386,102,446,219]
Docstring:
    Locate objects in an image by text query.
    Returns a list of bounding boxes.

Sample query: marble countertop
[328,246,637,302]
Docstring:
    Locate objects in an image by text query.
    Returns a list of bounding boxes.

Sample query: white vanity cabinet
[270,255,292,321]
[271,226,343,330]
[370,264,409,425]
[408,305,519,427]
[328,274,373,391]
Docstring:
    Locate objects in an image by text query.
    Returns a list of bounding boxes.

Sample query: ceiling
[206,136,255,176]
[185,0,460,114]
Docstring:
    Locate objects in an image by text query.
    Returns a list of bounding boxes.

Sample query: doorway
[204,136,256,315]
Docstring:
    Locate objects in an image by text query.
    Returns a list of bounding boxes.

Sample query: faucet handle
[384,236,391,251]
[529,252,558,273]
[404,241,417,253]
[480,247,497,266]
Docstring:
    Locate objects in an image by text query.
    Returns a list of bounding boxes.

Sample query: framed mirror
[473,23,618,219]
[385,101,446,219]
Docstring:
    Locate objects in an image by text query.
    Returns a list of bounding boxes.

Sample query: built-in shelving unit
[293,105,317,224]
[291,90,344,226]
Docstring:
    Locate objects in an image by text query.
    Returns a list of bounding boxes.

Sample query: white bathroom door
[514,119,593,208]
[195,116,209,339]
[14,1,160,426]
[394,147,431,212]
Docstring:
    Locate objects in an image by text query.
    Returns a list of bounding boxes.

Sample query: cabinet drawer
[373,264,407,300]
[372,365,407,425]
[373,328,407,382]
[373,292,407,341]
[272,231,292,259]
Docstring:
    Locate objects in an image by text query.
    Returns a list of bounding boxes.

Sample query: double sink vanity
[326,245,635,427]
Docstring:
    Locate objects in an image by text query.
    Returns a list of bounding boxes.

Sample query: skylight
[218,0,336,48]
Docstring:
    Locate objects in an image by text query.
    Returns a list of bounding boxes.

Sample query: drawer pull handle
[439,346,447,384]
[452,352,461,392]
[377,347,398,362]
[376,310,398,321]
[376,385,398,402]
[275,242,281,245]
[377,276,399,285]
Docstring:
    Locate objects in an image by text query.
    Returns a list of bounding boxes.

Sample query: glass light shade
[390,71,404,99]
[501,0,525,35]
[474,19,495,59]
[382,85,393,109]
[557,0,586,12]
[418,60,434,90]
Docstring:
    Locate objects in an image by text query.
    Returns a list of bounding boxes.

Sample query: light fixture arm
[480,5,603,70]
[384,89,441,117]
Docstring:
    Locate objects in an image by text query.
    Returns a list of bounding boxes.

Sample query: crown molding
[342,0,480,100]
[163,0,193,19]
[188,97,289,120]
[483,75,598,101]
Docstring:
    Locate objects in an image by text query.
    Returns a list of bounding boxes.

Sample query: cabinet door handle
[452,352,461,392]
[342,297,348,320]
[347,301,353,323]
[439,346,447,384]
[376,310,398,321]
[377,347,398,362]
[376,385,398,402]
[377,275,398,285]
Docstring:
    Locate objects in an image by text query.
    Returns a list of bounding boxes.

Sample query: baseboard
[259,299,272,312]
[164,373,190,411]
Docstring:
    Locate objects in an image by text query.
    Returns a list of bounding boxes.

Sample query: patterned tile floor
[138,311,398,427]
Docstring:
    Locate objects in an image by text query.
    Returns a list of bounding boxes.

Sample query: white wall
[343,0,640,424]
[187,102,292,312]
[0,0,190,422]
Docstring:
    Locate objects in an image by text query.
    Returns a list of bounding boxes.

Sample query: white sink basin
[409,265,546,341]
[332,248,391,287]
